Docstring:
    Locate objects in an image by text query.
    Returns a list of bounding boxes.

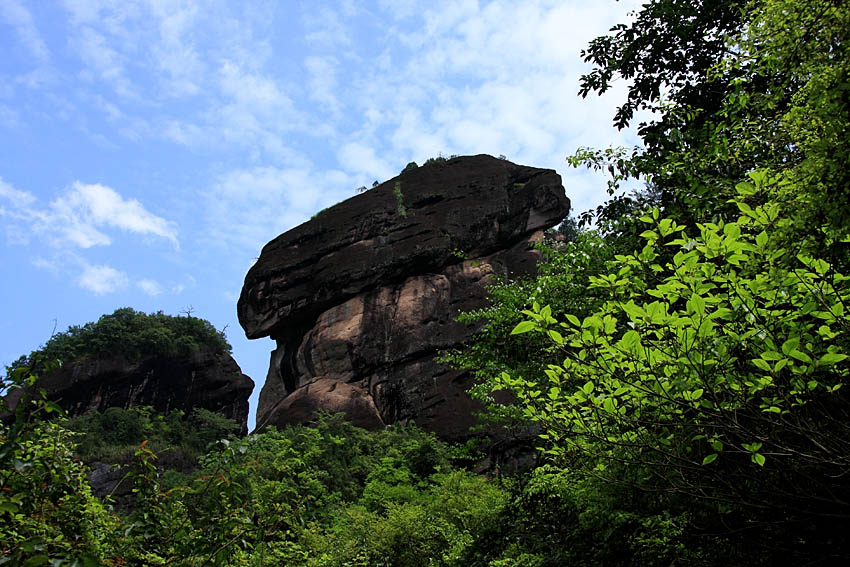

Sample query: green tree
[503,180,850,558]
[575,0,849,242]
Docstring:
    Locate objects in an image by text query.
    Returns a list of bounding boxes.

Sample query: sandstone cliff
[6,349,254,435]
[239,154,569,439]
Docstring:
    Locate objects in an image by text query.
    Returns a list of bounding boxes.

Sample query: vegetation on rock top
[6,307,231,378]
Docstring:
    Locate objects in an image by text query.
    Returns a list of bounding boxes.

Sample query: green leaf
[760,351,783,361]
[511,321,536,335]
[781,338,800,356]
[620,329,640,349]
[723,222,741,239]
[603,315,617,335]
[702,453,718,465]
[691,388,704,400]
[736,181,756,196]
[790,350,812,364]
[621,301,645,320]
[565,314,580,327]
[687,293,706,315]
[819,353,848,366]
[752,358,772,372]
[582,381,595,395]
[753,453,766,466]
[603,397,616,413]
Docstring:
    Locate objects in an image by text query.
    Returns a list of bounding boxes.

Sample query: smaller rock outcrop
[5,349,254,435]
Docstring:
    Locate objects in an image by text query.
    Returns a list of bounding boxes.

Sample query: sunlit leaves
[510,321,536,335]
[498,188,849,482]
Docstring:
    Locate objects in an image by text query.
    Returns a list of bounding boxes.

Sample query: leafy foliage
[440,232,617,427]
[1,364,116,566]
[7,308,231,378]
[2,377,521,567]
[67,406,241,463]
[505,176,849,498]
[393,181,407,218]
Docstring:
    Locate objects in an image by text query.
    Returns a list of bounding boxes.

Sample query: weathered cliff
[6,349,254,435]
[239,154,570,439]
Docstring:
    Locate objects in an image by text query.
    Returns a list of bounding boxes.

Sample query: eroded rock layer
[239,155,570,438]
[9,349,254,435]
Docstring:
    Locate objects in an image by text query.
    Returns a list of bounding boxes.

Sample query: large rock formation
[239,154,570,439]
[6,349,254,435]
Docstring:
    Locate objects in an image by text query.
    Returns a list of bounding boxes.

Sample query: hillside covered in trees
[6,307,232,376]
[2,0,849,564]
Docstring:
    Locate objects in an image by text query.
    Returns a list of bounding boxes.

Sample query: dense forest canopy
[6,307,231,378]
[2,0,850,564]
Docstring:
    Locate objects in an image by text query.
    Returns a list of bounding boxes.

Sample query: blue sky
[0,0,642,430]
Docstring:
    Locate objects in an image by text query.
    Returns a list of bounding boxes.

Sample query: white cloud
[0,177,37,208]
[304,55,341,116]
[0,177,178,249]
[78,263,128,294]
[31,256,61,273]
[61,0,106,26]
[204,164,353,256]
[50,182,178,248]
[71,26,134,96]
[14,66,56,89]
[211,60,301,142]
[305,0,644,216]
[302,6,351,47]
[218,60,288,110]
[377,0,419,20]
[0,0,50,64]
[164,58,301,159]
[148,1,204,97]
[338,142,395,182]
[138,279,163,296]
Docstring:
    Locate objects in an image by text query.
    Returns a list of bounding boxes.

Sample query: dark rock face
[239,155,569,439]
[7,349,254,435]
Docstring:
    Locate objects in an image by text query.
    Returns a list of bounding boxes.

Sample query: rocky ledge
[6,349,254,435]
[239,154,569,439]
